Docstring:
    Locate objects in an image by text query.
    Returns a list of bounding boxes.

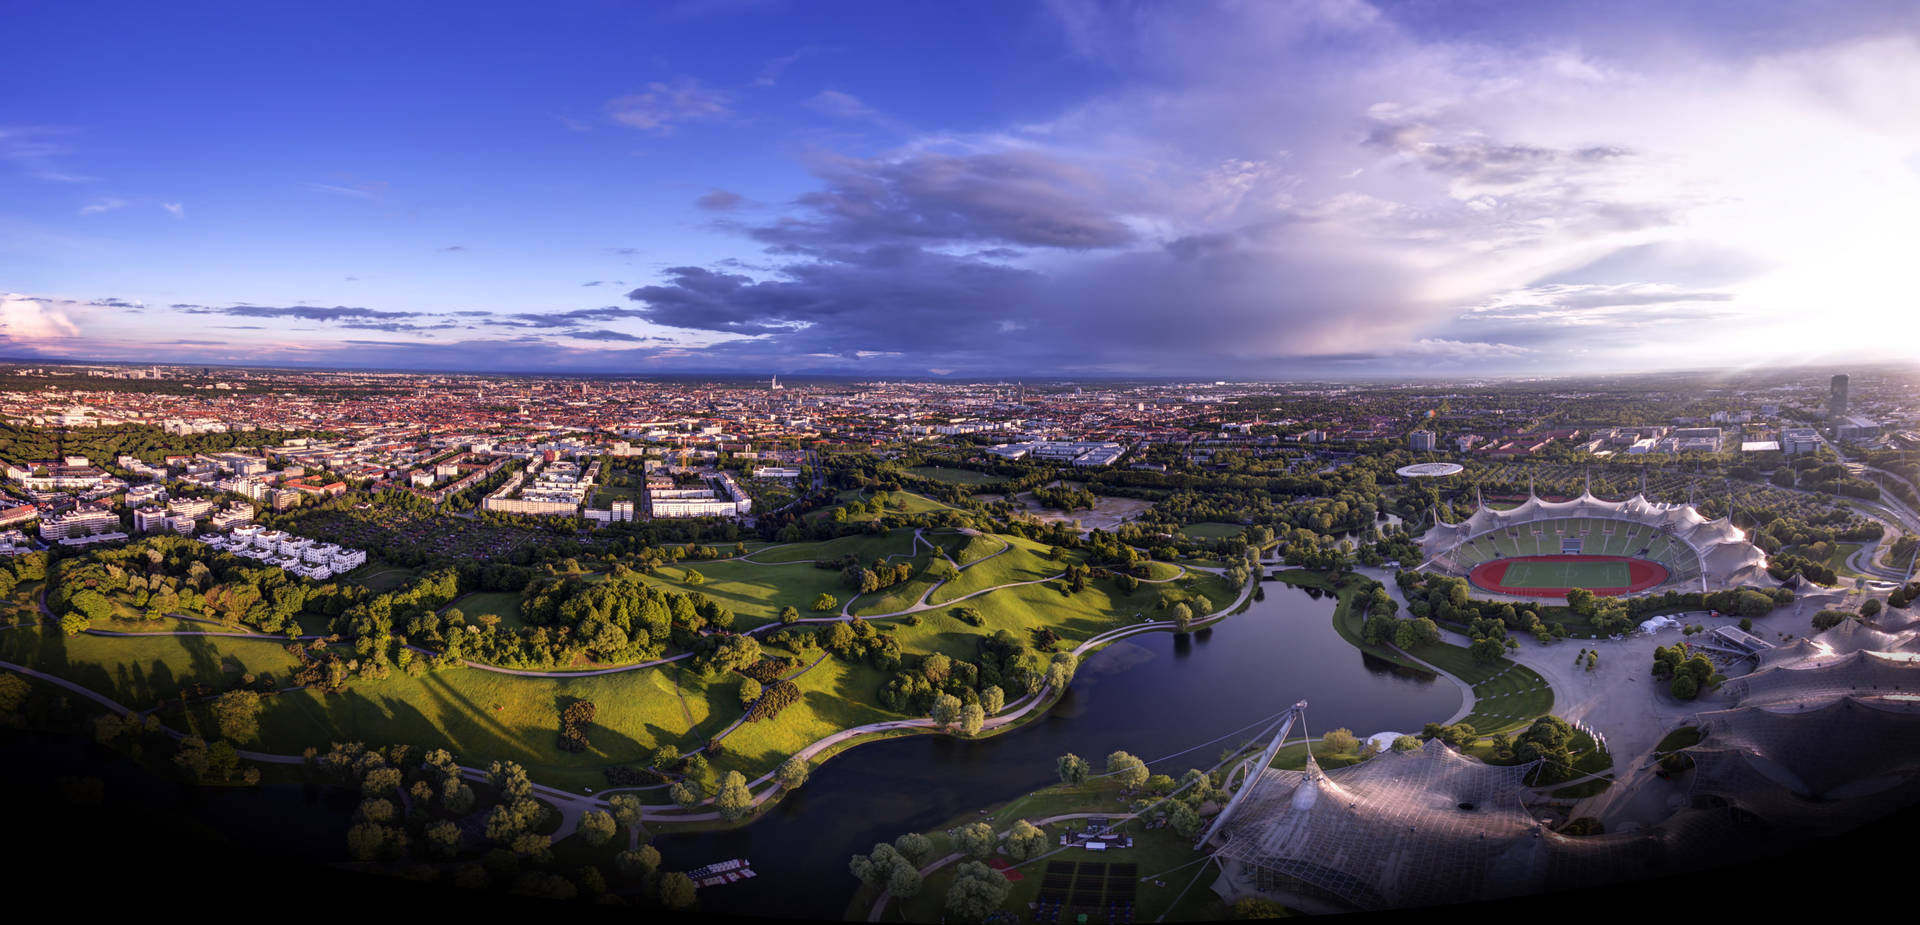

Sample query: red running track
[1468,554,1668,598]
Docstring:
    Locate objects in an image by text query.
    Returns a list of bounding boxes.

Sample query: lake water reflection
[658,580,1461,920]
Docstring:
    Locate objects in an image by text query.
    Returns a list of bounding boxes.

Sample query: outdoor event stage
[1467,554,1669,598]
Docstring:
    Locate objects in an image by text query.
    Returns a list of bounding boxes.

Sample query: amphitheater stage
[1469,554,1668,598]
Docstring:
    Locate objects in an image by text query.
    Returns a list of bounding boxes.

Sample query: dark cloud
[502,305,650,329]
[440,245,467,252]
[339,320,458,334]
[581,281,604,287]
[747,150,1135,251]
[696,189,744,211]
[565,329,655,342]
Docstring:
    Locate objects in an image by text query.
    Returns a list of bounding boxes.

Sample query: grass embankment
[927,535,1082,606]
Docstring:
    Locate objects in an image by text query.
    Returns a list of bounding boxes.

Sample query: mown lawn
[249,660,726,794]
[340,562,420,593]
[907,466,1001,487]
[746,528,923,564]
[0,624,305,709]
[638,559,849,628]
[446,590,528,629]
[1178,521,1246,539]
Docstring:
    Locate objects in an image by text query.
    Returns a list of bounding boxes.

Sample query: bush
[750,680,801,722]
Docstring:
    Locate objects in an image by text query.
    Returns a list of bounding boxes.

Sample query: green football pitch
[1499,559,1629,589]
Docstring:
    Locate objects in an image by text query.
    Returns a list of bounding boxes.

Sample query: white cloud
[161,202,184,218]
[0,294,81,338]
[606,78,733,133]
[79,197,127,215]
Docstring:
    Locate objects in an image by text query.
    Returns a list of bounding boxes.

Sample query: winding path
[7,542,1255,838]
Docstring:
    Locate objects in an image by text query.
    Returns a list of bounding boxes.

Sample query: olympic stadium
[1417,486,1770,598]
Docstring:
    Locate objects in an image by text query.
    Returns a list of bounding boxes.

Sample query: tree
[958,702,985,736]
[609,793,644,831]
[426,819,463,857]
[895,831,933,866]
[615,845,661,880]
[980,685,1005,715]
[1322,728,1359,754]
[1232,896,1287,919]
[776,756,810,790]
[739,677,762,710]
[930,692,963,728]
[1004,819,1048,860]
[579,809,616,846]
[1362,614,1397,646]
[1469,636,1506,664]
[1391,734,1421,752]
[955,821,997,859]
[714,770,754,821]
[1106,750,1149,790]
[658,871,697,909]
[888,862,923,899]
[1169,801,1202,838]
[812,593,839,612]
[669,780,703,811]
[1057,752,1090,785]
[779,605,801,624]
[211,689,262,742]
[1670,673,1700,700]
[945,860,1012,920]
[0,673,28,721]
[1045,652,1077,690]
[59,612,89,636]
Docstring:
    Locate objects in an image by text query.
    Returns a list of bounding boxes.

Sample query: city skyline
[6,1,1920,377]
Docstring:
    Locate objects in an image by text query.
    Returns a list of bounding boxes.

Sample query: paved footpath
[6,555,1256,841]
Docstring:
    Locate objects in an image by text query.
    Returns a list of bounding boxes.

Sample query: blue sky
[6,0,1920,377]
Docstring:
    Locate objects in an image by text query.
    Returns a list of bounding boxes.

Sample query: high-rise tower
[1829,374,1849,420]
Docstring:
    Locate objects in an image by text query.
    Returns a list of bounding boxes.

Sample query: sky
[4,0,1920,379]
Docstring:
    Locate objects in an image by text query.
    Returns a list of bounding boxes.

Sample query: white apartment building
[39,506,120,541]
